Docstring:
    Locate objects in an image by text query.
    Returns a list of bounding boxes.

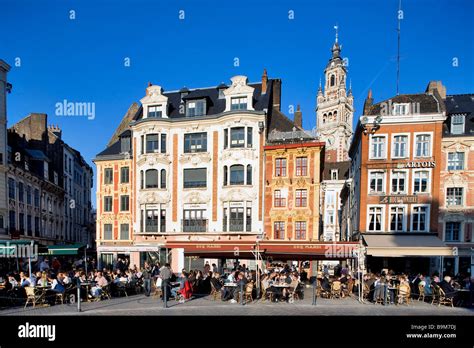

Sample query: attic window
[186,100,206,117]
[392,103,409,116]
[120,135,131,153]
[231,97,247,110]
[451,114,465,135]
[148,104,163,118]
[331,169,339,180]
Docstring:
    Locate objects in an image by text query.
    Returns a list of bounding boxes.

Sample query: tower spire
[334,24,338,43]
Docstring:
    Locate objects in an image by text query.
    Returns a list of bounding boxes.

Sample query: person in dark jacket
[142,262,152,296]
[439,276,458,300]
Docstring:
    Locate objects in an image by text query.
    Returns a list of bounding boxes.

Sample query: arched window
[330,74,335,86]
[328,112,332,122]
[246,165,252,185]
[323,113,327,123]
[230,165,244,185]
[160,169,166,189]
[223,166,228,186]
[145,169,158,188]
[140,170,144,189]
[333,110,337,121]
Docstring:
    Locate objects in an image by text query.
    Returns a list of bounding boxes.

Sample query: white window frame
[412,169,431,194]
[369,134,388,160]
[446,186,464,207]
[450,114,465,135]
[447,151,465,171]
[147,104,163,118]
[391,133,410,159]
[444,221,463,242]
[411,204,430,232]
[392,103,410,116]
[368,170,386,195]
[388,204,407,232]
[390,169,408,194]
[414,132,433,158]
[366,205,385,232]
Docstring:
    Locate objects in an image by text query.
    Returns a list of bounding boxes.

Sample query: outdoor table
[272,284,290,288]
[80,282,96,301]
[35,286,51,306]
[224,283,237,287]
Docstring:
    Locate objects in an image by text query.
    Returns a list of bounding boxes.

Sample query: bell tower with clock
[316,28,354,163]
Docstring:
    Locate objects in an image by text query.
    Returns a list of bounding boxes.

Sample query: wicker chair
[418,284,425,302]
[210,282,220,301]
[330,281,342,299]
[437,287,454,308]
[24,287,45,308]
[397,284,410,305]
[344,281,354,298]
[431,284,439,305]
[244,282,254,303]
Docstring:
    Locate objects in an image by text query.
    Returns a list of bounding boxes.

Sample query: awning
[47,243,86,255]
[363,234,454,257]
[165,241,256,258]
[258,241,359,260]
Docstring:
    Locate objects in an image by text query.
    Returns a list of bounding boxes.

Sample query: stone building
[0,60,11,236]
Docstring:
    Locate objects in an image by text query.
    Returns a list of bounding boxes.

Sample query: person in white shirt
[39,259,50,272]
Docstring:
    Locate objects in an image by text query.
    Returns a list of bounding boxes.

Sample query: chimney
[48,124,62,139]
[363,89,374,115]
[272,79,281,111]
[294,104,302,128]
[261,68,268,94]
[146,82,152,96]
[426,80,446,99]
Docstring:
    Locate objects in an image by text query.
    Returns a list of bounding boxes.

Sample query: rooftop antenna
[396,0,402,95]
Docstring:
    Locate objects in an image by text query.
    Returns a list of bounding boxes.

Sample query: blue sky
[2,0,473,207]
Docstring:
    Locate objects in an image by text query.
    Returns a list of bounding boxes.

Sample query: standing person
[159,263,172,302]
[142,262,152,297]
[39,259,49,272]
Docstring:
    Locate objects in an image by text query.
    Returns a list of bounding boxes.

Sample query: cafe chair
[330,281,342,299]
[397,284,410,305]
[418,284,425,302]
[437,287,454,308]
[116,282,128,297]
[210,283,220,301]
[344,281,354,298]
[244,282,254,303]
[54,292,65,305]
[101,285,112,300]
[24,287,44,308]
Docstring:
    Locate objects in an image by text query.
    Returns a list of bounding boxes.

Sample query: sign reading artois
[397,161,435,169]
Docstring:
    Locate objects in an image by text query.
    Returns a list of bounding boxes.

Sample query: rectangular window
[120,224,129,240]
[146,134,159,153]
[391,171,406,194]
[275,158,287,177]
[120,195,129,211]
[183,168,207,188]
[246,207,252,232]
[445,222,461,242]
[230,165,245,185]
[446,187,463,206]
[8,178,15,199]
[184,132,207,153]
[230,127,245,148]
[412,206,428,232]
[390,206,405,232]
[392,135,408,158]
[19,213,24,233]
[145,209,159,233]
[296,157,308,176]
[331,169,338,180]
[187,100,206,117]
[224,129,228,149]
[393,103,409,116]
[104,168,113,184]
[104,196,113,212]
[141,135,144,154]
[223,208,228,232]
[295,221,306,240]
[246,127,253,148]
[27,215,32,236]
[160,134,167,153]
[447,152,464,171]
[369,171,385,194]
[148,104,163,118]
[415,134,431,157]
[9,211,15,230]
[34,189,40,207]
[274,190,286,207]
[18,182,24,202]
[229,207,244,232]
[160,209,166,233]
[368,207,383,232]
[274,221,285,239]
[26,186,32,205]
[104,224,113,240]
[295,189,307,207]
[370,136,386,159]
[413,171,429,193]
[34,217,40,236]
[183,210,207,232]
[231,97,247,110]
[451,114,465,135]
[120,167,130,184]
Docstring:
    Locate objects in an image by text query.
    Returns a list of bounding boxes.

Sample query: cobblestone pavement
[1,290,473,316]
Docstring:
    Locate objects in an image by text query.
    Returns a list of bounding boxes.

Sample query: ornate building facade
[0,60,10,236]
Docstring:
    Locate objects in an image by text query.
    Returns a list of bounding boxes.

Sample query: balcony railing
[182,219,208,232]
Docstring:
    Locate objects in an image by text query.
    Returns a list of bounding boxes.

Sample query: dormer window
[231,97,247,110]
[451,114,465,135]
[148,104,163,118]
[393,103,409,116]
[186,100,206,117]
[120,135,131,153]
[331,169,338,180]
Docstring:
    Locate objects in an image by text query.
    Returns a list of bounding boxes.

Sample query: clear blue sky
[2,0,473,207]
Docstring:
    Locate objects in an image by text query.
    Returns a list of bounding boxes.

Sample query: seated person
[439,276,458,300]
[230,273,248,303]
[91,272,108,298]
[171,271,187,299]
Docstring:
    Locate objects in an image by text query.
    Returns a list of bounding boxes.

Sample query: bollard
[77,280,81,312]
[163,283,167,309]
[240,282,244,306]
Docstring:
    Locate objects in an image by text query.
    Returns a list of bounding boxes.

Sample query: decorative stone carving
[138,191,170,204]
[220,188,256,202]
[179,152,211,165]
[221,148,256,161]
[183,191,210,204]
[136,153,171,167]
